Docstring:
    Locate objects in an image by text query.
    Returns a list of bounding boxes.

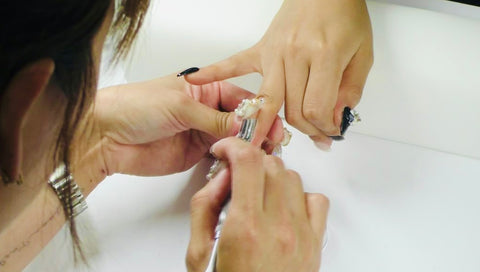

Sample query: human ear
[0,59,54,184]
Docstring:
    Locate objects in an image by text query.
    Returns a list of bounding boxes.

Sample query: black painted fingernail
[331,107,355,141]
[177,67,199,77]
[340,107,355,135]
[330,135,344,141]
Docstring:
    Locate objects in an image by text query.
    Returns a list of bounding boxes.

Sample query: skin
[187,138,329,272]
[186,0,374,149]
[0,68,285,270]
[0,0,376,270]
[0,3,115,270]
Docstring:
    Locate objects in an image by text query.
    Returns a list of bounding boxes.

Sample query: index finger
[251,59,286,146]
[210,137,265,212]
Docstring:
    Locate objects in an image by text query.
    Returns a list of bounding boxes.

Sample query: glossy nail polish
[331,107,356,141]
[177,67,199,77]
[280,128,292,146]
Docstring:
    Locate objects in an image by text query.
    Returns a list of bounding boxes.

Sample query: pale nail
[314,141,331,152]
[280,128,292,146]
[272,145,282,157]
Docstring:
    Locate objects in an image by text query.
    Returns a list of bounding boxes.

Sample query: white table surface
[27,128,480,272]
[26,1,480,271]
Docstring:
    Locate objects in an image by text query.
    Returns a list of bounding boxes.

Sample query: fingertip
[307,193,330,211]
[210,137,248,159]
[310,134,333,151]
[266,116,285,144]
[251,96,283,146]
[183,68,212,85]
[177,67,200,77]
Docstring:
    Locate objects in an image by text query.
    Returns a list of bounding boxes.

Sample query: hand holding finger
[210,137,265,212]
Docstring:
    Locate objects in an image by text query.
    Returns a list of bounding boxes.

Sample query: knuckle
[185,244,207,271]
[307,38,327,52]
[303,107,337,133]
[286,170,304,191]
[275,224,297,255]
[226,215,260,247]
[286,170,302,182]
[263,155,284,169]
[219,137,245,153]
[234,146,262,163]
[348,85,364,101]
[243,226,260,245]
[303,106,324,121]
[284,108,303,126]
[308,193,330,209]
[285,34,306,55]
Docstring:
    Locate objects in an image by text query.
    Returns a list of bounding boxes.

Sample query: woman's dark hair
[0,0,150,263]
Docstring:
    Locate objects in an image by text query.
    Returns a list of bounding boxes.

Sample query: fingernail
[16,174,24,185]
[272,144,282,157]
[280,128,292,146]
[330,135,344,141]
[206,160,226,180]
[331,107,359,141]
[340,107,355,135]
[314,141,331,152]
[209,145,218,159]
[177,67,199,77]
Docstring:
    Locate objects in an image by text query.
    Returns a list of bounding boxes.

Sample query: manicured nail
[331,107,361,141]
[209,145,218,159]
[330,135,344,141]
[272,144,282,157]
[340,107,355,135]
[314,141,331,152]
[16,174,24,185]
[280,128,292,146]
[206,160,226,180]
[177,67,199,77]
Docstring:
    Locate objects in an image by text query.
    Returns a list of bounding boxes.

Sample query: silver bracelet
[48,165,87,218]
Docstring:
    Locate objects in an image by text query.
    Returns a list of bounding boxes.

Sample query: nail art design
[206,98,263,180]
[177,67,199,77]
[272,144,282,157]
[331,107,361,141]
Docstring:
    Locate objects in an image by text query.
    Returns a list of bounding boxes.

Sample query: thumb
[187,168,231,271]
[184,49,258,85]
[181,99,242,139]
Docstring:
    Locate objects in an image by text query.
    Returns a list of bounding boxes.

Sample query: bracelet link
[48,166,87,218]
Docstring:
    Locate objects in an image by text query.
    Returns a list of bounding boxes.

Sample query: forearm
[0,165,102,271]
[0,183,65,271]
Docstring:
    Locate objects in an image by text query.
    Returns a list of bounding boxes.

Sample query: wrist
[70,103,109,196]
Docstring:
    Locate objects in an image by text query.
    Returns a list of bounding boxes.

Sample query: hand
[184,0,373,148]
[93,75,284,176]
[187,137,329,272]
